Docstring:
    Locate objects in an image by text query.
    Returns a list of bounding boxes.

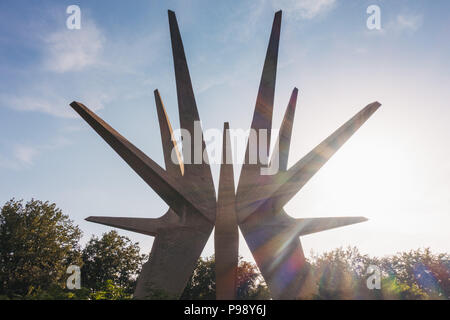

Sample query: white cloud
[395,14,423,32]
[13,145,38,166]
[0,16,109,118]
[43,21,104,73]
[0,138,71,170]
[271,0,336,20]
[0,145,41,170]
[0,85,108,118]
[365,13,423,37]
[1,94,73,118]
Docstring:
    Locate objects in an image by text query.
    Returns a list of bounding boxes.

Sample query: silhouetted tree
[0,199,82,298]
[81,230,147,295]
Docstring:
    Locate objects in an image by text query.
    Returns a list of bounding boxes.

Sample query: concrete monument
[70,10,380,300]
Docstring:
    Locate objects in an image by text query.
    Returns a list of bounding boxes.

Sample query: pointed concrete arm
[293,216,368,237]
[86,216,164,237]
[269,87,298,172]
[237,101,381,222]
[247,10,282,150]
[247,210,368,238]
[274,101,381,206]
[168,11,215,193]
[70,101,215,223]
[238,11,282,193]
[154,89,184,177]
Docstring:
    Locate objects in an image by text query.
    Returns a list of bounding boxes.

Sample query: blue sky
[1,0,449,261]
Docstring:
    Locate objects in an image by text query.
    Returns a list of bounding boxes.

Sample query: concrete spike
[294,216,368,236]
[237,11,282,199]
[236,101,381,222]
[167,10,215,200]
[70,101,215,223]
[270,101,381,211]
[154,89,184,177]
[270,87,298,172]
[85,216,163,236]
[215,122,238,300]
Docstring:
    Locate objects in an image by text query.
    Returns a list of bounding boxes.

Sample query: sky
[0,0,449,262]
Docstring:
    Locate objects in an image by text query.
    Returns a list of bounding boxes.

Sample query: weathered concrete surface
[236,11,380,299]
[71,10,216,299]
[215,123,238,300]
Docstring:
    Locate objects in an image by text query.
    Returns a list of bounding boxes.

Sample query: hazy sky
[0,0,449,262]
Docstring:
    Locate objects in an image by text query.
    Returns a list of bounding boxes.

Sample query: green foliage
[81,230,147,295]
[23,284,91,300]
[380,248,450,299]
[308,246,449,300]
[89,280,133,300]
[0,199,82,298]
[378,277,428,300]
[236,259,270,300]
[181,256,216,299]
[15,282,130,300]
[309,247,378,299]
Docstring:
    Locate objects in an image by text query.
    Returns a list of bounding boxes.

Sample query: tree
[379,248,449,299]
[0,199,82,298]
[309,247,379,299]
[89,280,133,300]
[308,246,448,300]
[236,260,270,299]
[180,256,270,300]
[81,230,147,295]
[181,256,215,300]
